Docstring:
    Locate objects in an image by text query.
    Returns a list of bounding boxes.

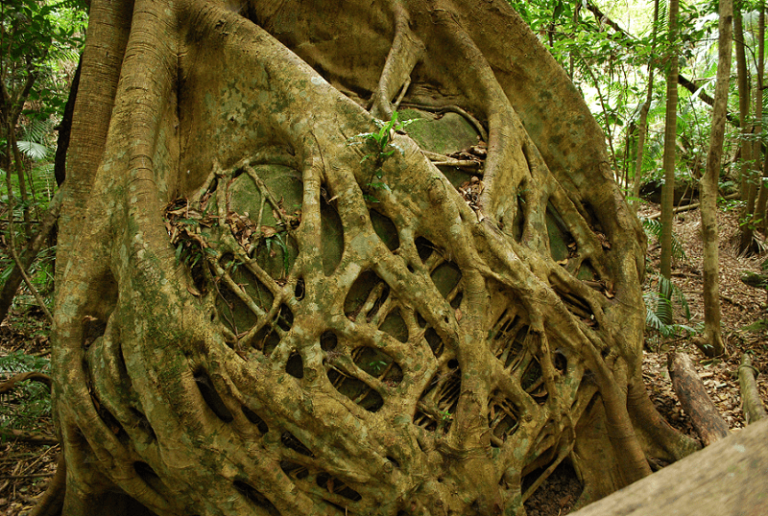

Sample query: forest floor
[1,204,767,516]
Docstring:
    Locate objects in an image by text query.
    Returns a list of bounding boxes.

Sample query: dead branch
[646,192,741,220]
[0,473,56,480]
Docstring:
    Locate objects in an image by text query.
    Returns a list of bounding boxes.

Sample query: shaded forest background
[1,0,767,514]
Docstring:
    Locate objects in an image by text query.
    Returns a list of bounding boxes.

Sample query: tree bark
[669,353,730,446]
[660,0,680,280]
[698,0,731,358]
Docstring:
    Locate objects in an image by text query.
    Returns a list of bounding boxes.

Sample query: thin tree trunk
[631,0,660,209]
[740,3,765,253]
[734,2,752,201]
[661,0,680,280]
[698,0,732,358]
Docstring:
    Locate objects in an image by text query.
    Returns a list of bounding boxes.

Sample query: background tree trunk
[739,2,766,254]
[661,0,680,280]
[734,2,752,203]
[698,0,731,358]
[631,0,660,211]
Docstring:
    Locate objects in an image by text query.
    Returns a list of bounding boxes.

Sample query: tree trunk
[45,1,697,515]
[739,2,766,255]
[661,0,680,280]
[699,0,731,358]
[631,0,660,210]
[734,2,752,203]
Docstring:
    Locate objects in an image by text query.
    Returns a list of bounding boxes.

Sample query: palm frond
[17,140,51,161]
[641,217,687,259]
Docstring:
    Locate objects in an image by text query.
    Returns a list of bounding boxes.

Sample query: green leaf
[553,1,564,21]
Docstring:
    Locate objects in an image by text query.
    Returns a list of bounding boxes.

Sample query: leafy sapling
[348,111,418,202]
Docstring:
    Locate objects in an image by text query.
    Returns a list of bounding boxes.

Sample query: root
[28,454,66,516]
[370,3,424,119]
[0,372,52,394]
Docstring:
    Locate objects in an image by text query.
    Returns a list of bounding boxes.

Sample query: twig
[421,150,482,170]
[0,473,56,480]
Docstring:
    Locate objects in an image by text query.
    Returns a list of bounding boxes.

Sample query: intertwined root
[51,0,696,515]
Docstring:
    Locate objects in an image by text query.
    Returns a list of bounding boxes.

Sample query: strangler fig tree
[44,0,700,515]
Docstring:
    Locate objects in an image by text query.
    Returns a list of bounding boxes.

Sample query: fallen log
[668,352,729,445]
[646,192,741,220]
[738,353,766,425]
[570,418,768,516]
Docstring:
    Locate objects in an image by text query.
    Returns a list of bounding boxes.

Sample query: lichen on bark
[47,1,700,515]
